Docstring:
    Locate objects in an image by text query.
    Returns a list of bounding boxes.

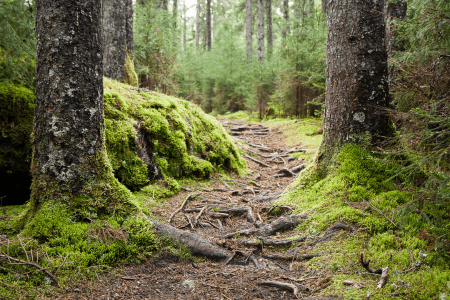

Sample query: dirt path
[57,120,337,300]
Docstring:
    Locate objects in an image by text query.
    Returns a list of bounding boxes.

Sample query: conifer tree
[319,0,390,170]
[246,0,252,61]
[266,0,273,58]
[257,0,264,63]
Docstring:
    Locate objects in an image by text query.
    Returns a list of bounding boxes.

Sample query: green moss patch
[277,144,450,299]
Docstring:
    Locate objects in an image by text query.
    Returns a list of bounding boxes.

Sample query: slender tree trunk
[195,0,201,50]
[266,0,272,59]
[320,0,390,161]
[102,0,127,81]
[256,0,264,63]
[182,0,187,51]
[322,0,327,13]
[309,0,314,18]
[125,0,134,59]
[246,0,252,61]
[294,0,300,28]
[282,0,289,38]
[385,0,407,87]
[173,0,178,29]
[30,0,132,224]
[206,0,211,50]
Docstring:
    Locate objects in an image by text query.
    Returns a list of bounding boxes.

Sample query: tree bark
[246,0,252,61]
[206,0,211,50]
[195,0,201,50]
[256,0,264,63]
[173,0,178,29]
[182,0,187,51]
[102,0,127,81]
[282,0,289,38]
[320,0,390,160]
[32,0,126,221]
[125,0,134,59]
[385,0,407,87]
[322,0,326,13]
[266,0,272,59]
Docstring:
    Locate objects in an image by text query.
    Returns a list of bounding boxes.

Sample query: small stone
[181,279,195,288]
[73,288,80,293]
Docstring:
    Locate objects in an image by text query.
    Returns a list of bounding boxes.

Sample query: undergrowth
[278,144,450,299]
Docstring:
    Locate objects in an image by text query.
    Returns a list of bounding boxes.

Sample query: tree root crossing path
[60,120,340,300]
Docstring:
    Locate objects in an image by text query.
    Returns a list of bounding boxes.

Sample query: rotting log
[148,217,232,259]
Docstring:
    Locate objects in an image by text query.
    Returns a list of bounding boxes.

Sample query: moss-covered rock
[0,79,246,203]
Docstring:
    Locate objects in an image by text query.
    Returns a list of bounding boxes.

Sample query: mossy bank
[0,78,246,205]
[277,144,450,299]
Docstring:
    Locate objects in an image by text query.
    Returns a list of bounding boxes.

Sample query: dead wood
[168,193,201,223]
[291,163,308,173]
[243,191,283,203]
[377,267,389,289]
[230,126,269,132]
[184,208,230,218]
[260,281,300,298]
[200,199,230,206]
[263,253,323,261]
[148,217,232,259]
[243,154,271,167]
[357,253,383,274]
[194,206,209,225]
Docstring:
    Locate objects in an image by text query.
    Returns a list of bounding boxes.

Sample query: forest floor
[54,118,338,300]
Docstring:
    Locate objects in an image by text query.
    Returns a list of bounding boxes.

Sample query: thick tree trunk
[266,0,272,59]
[30,0,134,225]
[102,0,127,81]
[282,0,289,38]
[385,0,407,87]
[246,0,252,61]
[125,0,134,59]
[256,0,264,63]
[206,0,211,50]
[320,0,390,160]
[195,0,201,50]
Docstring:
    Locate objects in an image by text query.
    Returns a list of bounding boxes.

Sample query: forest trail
[57,120,336,300]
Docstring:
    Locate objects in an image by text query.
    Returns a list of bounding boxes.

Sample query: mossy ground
[276,144,450,299]
[0,80,246,298]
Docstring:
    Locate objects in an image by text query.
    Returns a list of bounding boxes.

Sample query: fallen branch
[377,267,389,289]
[260,281,300,299]
[168,193,201,224]
[357,253,383,274]
[242,191,283,203]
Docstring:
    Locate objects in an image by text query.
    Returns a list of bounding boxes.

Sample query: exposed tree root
[263,253,323,261]
[148,217,232,259]
[242,191,283,203]
[168,193,201,224]
[243,154,271,167]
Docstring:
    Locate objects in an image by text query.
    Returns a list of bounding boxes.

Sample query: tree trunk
[206,0,211,50]
[182,0,187,51]
[195,0,201,50]
[309,0,314,18]
[173,0,178,29]
[30,0,134,225]
[102,0,127,81]
[125,0,134,59]
[385,0,407,87]
[256,0,264,63]
[322,0,326,13]
[266,0,272,59]
[320,0,390,162]
[246,0,252,61]
[282,0,289,38]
